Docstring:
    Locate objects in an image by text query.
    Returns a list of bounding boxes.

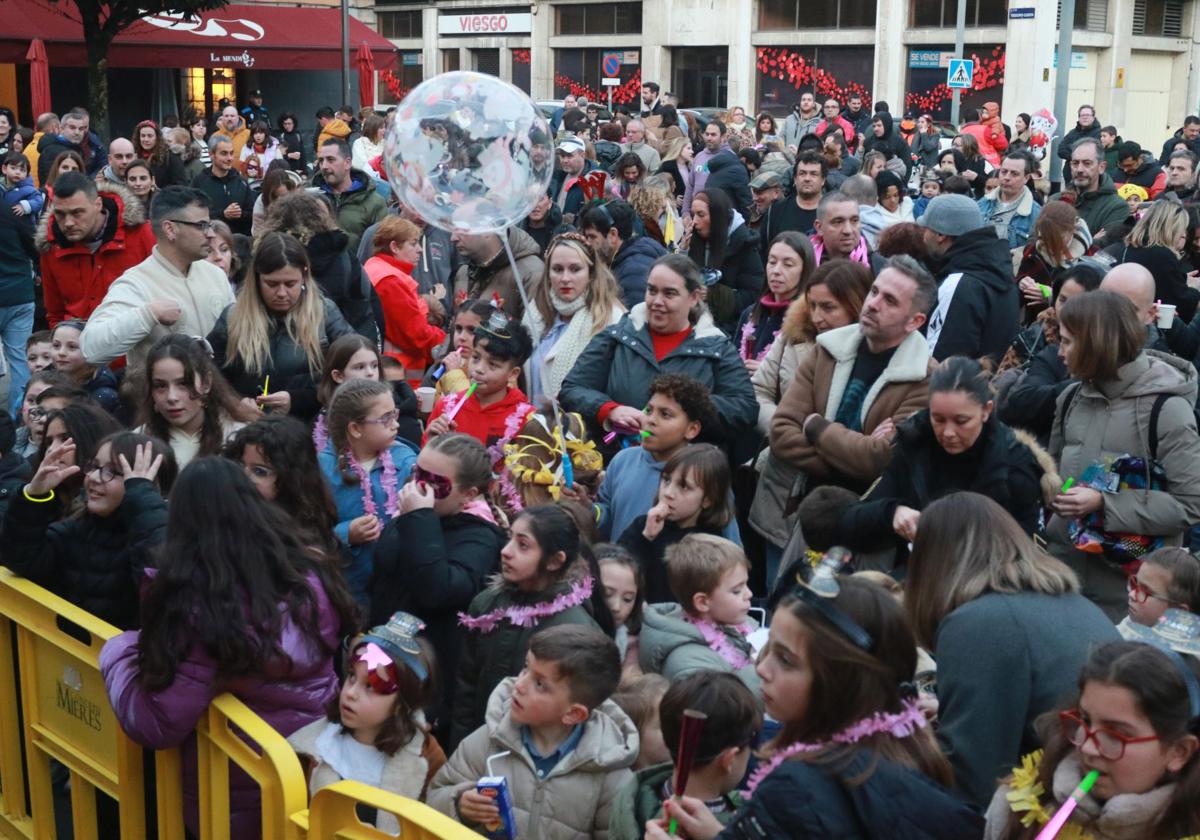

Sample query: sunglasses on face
[412,465,453,499]
[1059,709,1159,761]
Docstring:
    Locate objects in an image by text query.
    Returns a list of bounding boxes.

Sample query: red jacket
[425,385,532,458]
[37,181,156,326]
[816,116,858,152]
[961,119,1009,167]
[363,253,446,383]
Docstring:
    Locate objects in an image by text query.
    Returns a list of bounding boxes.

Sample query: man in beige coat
[770,255,937,489]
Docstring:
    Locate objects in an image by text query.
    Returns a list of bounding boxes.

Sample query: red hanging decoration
[554,68,642,105]
[755,47,873,110]
[904,46,1005,115]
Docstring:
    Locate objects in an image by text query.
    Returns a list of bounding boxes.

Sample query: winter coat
[1113,243,1200,322]
[317,118,352,152]
[238,140,283,187]
[839,413,1052,550]
[431,678,637,839]
[977,186,1041,250]
[863,114,913,181]
[549,159,605,222]
[999,342,1071,446]
[961,115,1009,166]
[1058,121,1103,182]
[638,603,761,694]
[305,229,381,344]
[716,746,984,838]
[842,106,875,144]
[452,227,545,320]
[206,296,355,421]
[689,211,765,332]
[751,297,815,435]
[79,246,235,370]
[350,136,384,174]
[1159,131,1200,165]
[279,129,308,173]
[1,478,167,630]
[770,324,935,487]
[683,144,733,217]
[932,591,1119,809]
[925,226,1019,364]
[611,235,668,308]
[0,451,31,524]
[3,174,43,217]
[141,151,187,189]
[618,517,729,605]
[288,716,444,833]
[782,111,822,149]
[610,763,742,840]
[816,115,856,146]
[99,572,343,839]
[1014,218,1094,297]
[1113,157,1167,199]
[315,169,388,256]
[190,166,255,236]
[558,304,758,445]
[35,130,106,183]
[0,193,37,307]
[524,301,626,403]
[364,253,444,378]
[370,508,505,729]
[450,575,599,747]
[1061,175,1129,237]
[36,180,156,326]
[704,152,754,221]
[910,130,942,169]
[1047,350,1200,554]
[213,118,251,159]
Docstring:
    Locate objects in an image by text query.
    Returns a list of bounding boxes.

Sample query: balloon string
[502,233,540,344]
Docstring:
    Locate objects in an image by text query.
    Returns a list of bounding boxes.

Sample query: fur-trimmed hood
[1012,426,1062,506]
[779,293,814,345]
[626,301,724,341]
[36,179,147,253]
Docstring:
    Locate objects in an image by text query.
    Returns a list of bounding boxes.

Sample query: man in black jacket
[919,194,1018,363]
[579,200,666,308]
[190,136,255,236]
[760,151,825,261]
[1057,104,1101,184]
[1158,115,1200,165]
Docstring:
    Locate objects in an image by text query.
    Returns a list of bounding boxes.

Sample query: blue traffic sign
[602,52,621,77]
[947,58,973,89]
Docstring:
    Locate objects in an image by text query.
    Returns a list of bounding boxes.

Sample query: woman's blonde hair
[226,232,326,378]
[533,233,625,338]
[629,175,674,220]
[906,492,1078,649]
[1126,199,1188,250]
[660,136,689,163]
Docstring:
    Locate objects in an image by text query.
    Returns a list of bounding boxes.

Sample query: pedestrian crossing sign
[947,59,973,89]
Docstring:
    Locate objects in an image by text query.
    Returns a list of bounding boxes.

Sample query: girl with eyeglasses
[317,378,418,611]
[138,334,248,469]
[1121,547,1200,634]
[2,432,175,630]
[984,641,1200,839]
[370,432,506,742]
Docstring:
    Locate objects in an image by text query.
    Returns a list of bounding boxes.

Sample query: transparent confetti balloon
[382,72,554,234]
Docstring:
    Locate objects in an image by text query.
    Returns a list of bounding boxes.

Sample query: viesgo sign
[437,12,533,35]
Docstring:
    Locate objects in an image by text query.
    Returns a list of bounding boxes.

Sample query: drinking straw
[1061,477,1075,493]
[667,710,707,836]
[445,382,477,422]
[1034,770,1099,840]
[261,375,270,397]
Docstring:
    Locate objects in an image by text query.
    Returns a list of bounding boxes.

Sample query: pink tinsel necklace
[738,294,789,362]
[742,699,928,798]
[686,616,753,670]
[457,577,594,633]
[345,447,400,519]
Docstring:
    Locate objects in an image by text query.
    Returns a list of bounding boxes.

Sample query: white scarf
[525,302,603,400]
[552,292,587,317]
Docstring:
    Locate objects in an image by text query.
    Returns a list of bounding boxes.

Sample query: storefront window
[183,67,235,119]
[555,3,642,34]
[758,0,877,29]
[672,47,728,108]
[377,9,423,39]
[473,48,500,75]
[910,0,1005,27]
[903,44,1005,119]
[443,49,461,73]
[755,46,875,114]
[378,51,423,105]
[512,48,531,94]
[554,48,641,105]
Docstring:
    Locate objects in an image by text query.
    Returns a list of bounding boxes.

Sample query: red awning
[0,1,397,71]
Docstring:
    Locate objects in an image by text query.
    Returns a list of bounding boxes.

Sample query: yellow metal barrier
[302,781,482,840]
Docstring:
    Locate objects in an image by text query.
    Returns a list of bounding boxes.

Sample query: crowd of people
[2,83,1200,839]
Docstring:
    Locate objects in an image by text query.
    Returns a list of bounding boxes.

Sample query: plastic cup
[416,386,437,413]
[1158,303,1177,329]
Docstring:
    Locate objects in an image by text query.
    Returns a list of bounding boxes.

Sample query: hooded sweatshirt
[863,113,913,180]
[925,226,1019,364]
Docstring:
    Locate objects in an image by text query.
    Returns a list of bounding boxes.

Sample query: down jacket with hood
[558,303,758,445]
[839,411,1055,548]
[1063,175,1130,237]
[862,113,913,181]
[704,152,754,221]
[1058,119,1103,183]
[1047,350,1200,554]
[610,234,668,308]
[688,209,765,332]
[305,228,382,344]
[36,180,156,326]
[1113,155,1167,199]
[638,603,761,694]
[430,678,637,839]
[925,226,1019,364]
[100,571,343,839]
[316,167,389,255]
[960,103,1009,166]
[453,226,545,320]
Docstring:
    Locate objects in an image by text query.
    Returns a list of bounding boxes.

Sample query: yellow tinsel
[1004,751,1096,840]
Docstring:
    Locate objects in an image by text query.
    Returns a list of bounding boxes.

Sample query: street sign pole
[1050,0,1077,191]
[950,0,966,125]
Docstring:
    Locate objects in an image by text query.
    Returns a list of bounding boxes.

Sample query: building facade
[369,0,1200,148]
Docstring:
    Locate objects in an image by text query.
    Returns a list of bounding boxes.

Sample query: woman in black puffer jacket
[686,187,764,334]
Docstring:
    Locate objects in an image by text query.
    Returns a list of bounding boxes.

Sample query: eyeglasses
[168,218,216,233]
[1127,576,1179,606]
[412,465,453,499]
[83,459,123,483]
[1060,709,1159,760]
[360,410,399,427]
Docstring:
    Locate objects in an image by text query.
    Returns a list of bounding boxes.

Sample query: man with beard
[315,137,387,254]
[191,136,255,236]
[579,200,666,308]
[759,151,826,261]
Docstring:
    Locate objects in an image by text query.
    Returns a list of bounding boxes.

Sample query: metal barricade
[301,780,481,840]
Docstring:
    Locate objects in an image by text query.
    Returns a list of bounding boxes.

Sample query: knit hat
[918,194,983,237]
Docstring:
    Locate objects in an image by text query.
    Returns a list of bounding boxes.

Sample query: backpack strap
[1055,380,1083,443]
[1149,392,1171,462]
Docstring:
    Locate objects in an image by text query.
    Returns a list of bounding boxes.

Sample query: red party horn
[667,709,707,835]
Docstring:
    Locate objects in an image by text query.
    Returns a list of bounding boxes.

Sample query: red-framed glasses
[1126,576,1180,606]
[1059,709,1160,760]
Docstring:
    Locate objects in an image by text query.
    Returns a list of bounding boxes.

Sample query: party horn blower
[1061,476,1075,492]
[261,375,270,397]
[667,709,707,836]
[445,382,477,422]
[1034,770,1099,840]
